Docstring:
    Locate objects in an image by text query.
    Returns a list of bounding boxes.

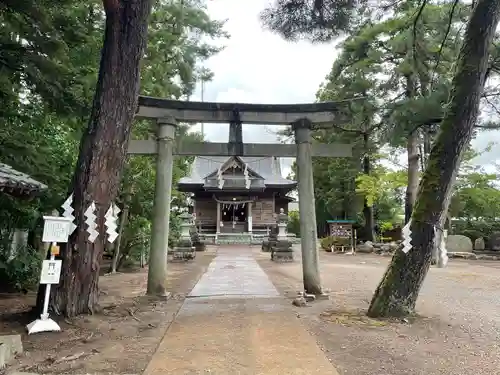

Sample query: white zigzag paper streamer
[243,164,251,189]
[401,219,412,253]
[84,202,98,243]
[61,194,77,234]
[217,165,225,189]
[438,228,449,267]
[104,203,121,243]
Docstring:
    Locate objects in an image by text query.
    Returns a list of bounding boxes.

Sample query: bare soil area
[257,247,500,375]
[0,249,216,375]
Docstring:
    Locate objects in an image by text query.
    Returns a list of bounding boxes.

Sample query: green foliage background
[0,0,226,289]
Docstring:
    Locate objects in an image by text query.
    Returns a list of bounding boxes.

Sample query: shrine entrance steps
[215,233,253,245]
[143,246,338,375]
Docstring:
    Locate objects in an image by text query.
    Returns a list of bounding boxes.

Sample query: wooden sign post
[27,216,72,334]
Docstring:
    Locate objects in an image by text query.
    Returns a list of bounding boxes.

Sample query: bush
[0,244,43,292]
[379,221,394,232]
[452,220,500,245]
[458,229,483,242]
[320,236,351,250]
[287,210,300,236]
[168,213,181,247]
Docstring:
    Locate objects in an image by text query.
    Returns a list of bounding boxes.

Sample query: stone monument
[489,232,500,251]
[474,237,485,251]
[271,208,293,262]
[173,212,196,261]
[446,234,473,253]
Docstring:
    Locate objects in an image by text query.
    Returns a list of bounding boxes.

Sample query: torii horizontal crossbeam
[136,96,339,125]
[128,140,352,158]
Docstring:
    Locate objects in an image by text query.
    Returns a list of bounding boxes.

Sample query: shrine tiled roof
[178,156,296,188]
[0,163,48,197]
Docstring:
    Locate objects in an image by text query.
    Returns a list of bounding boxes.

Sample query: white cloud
[188,0,340,178]
[189,0,500,178]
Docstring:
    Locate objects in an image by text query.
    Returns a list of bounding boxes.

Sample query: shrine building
[178,154,296,243]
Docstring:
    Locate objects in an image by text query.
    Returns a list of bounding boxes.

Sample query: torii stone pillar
[130,96,353,297]
[293,118,322,295]
[147,117,176,296]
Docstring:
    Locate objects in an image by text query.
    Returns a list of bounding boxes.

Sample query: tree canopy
[0,0,226,295]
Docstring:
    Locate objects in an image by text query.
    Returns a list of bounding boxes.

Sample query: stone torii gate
[129,96,352,297]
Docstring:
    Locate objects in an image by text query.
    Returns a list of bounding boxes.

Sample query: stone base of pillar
[172,238,195,261]
[190,231,206,251]
[262,238,277,252]
[271,239,293,262]
[262,226,278,252]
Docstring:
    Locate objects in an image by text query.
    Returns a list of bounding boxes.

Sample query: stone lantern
[173,212,195,260]
[277,208,288,240]
[271,208,293,262]
[180,212,193,237]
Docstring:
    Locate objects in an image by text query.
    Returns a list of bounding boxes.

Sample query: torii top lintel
[136,95,339,125]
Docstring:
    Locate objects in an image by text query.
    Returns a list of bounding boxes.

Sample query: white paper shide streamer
[84,202,99,243]
[217,165,224,189]
[401,219,412,253]
[243,164,251,189]
[105,203,121,243]
[437,228,449,267]
[61,194,77,234]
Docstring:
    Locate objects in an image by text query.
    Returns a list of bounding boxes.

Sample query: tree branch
[412,0,428,64]
[431,0,460,89]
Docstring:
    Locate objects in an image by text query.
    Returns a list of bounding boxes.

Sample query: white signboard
[42,216,73,243]
[40,259,62,284]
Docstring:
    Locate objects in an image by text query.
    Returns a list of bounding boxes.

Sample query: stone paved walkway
[188,250,280,298]
[143,246,338,375]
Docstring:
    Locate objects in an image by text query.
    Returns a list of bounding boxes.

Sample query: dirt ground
[0,248,216,375]
[3,245,500,375]
[257,247,500,375]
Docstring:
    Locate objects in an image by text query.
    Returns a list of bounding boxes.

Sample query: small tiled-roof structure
[0,163,48,198]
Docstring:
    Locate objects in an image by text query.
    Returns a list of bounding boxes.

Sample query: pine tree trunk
[367,0,500,318]
[49,0,152,317]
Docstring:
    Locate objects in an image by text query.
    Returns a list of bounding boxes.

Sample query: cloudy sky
[189,0,500,176]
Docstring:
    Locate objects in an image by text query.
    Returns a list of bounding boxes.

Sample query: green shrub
[452,220,500,245]
[458,229,483,242]
[168,213,181,247]
[320,235,351,250]
[0,244,43,292]
[287,210,300,236]
[379,221,394,232]
[320,236,333,250]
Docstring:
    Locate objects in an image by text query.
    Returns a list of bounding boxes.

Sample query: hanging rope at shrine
[212,194,255,206]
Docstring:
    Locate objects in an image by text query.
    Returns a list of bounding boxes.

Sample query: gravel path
[144,246,339,375]
[257,247,500,375]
